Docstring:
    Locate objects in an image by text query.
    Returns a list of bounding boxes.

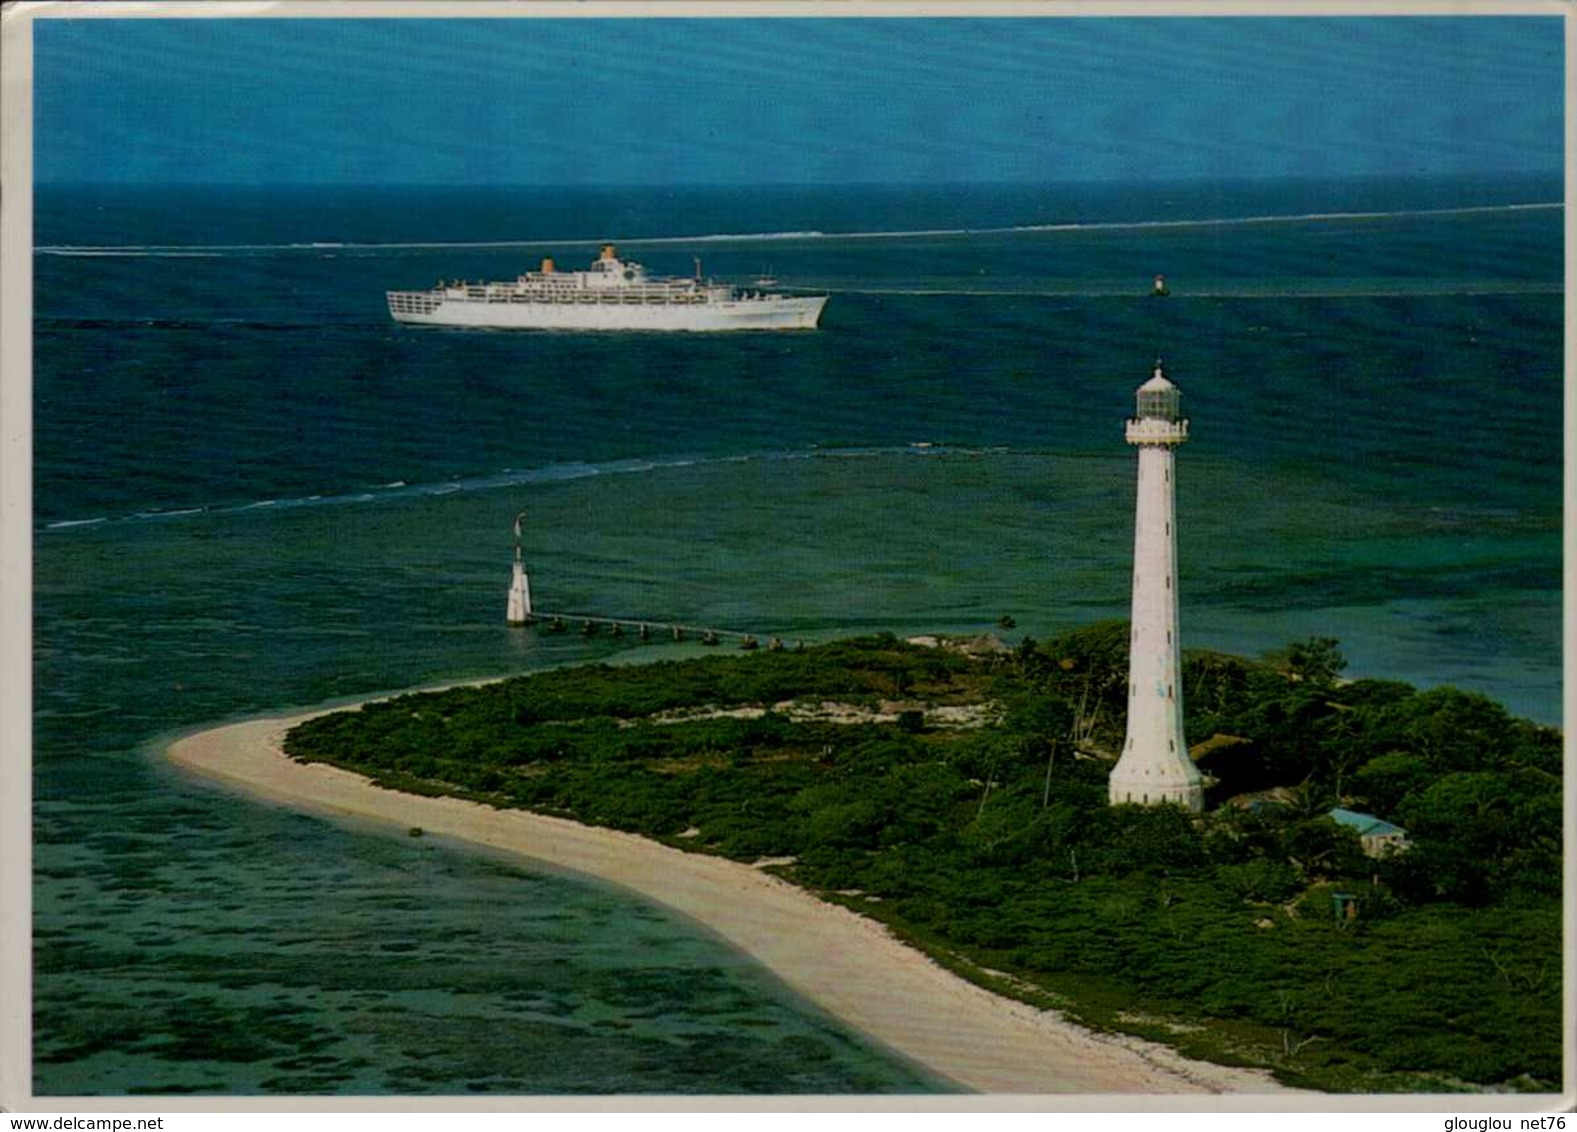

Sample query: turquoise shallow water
[38,773,948,1095]
[31,179,1562,1094]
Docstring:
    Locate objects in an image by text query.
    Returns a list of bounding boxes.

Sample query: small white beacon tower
[506,511,533,626]
[1109,362,1204,811]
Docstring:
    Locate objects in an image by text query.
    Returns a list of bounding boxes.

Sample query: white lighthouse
[1109,362,1204,811]
[506,511,533,626]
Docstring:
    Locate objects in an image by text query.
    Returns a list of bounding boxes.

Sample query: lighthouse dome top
[1134,361,1182,422]
[1138,361,1175,393]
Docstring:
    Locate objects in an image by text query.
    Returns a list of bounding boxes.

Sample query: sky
[30,14,1565,185]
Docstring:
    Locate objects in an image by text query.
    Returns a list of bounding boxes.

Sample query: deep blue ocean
[31,175,1562,1094]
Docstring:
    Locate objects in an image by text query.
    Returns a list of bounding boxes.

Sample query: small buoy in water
[768,636,784,652]
[639,624,651,640]
[1152,274,1170,297]
[740,635,759,651]
[703,630,720,646]
[549,617,567,633]
[581,620,596,636]
[610,623,625,638]
[672,626,684,641]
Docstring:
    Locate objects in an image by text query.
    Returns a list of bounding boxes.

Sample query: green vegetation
[284,629,1563,1093]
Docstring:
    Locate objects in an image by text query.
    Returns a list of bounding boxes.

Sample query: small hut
[1328,808,1411,858]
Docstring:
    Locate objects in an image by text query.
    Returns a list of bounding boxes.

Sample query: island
[170,628,1563,1095]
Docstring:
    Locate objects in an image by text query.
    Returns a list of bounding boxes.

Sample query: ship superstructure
[387,244,827,331]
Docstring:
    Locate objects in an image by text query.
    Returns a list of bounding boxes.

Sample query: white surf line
[34,201,1561,256]
[635,201,1564,247]
[37,249,227,257]
[827,281,1562,297]
[34,444,987,534]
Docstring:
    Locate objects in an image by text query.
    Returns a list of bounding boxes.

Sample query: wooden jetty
[503,518,788,651]
[524,611,785,652]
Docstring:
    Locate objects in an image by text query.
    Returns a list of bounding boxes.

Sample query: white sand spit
[167,710,1293,1097]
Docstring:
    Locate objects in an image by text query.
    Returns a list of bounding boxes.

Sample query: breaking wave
[34,201,1560,258]
[830,281,1562,299]
[35,443,979,533]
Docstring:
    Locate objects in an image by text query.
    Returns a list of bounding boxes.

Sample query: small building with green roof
[1329,807,1411,858]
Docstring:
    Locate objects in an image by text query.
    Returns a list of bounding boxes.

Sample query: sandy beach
[167,706,1293,1097]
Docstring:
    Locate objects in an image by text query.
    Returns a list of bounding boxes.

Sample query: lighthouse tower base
[1108,765,1204,811]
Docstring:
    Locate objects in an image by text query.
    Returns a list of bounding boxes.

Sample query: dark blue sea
[31,175,1562,1094]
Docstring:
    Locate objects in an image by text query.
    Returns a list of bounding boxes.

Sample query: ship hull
[387,293,827,331]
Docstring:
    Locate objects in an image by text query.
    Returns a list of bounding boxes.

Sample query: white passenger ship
[387,245,827,331]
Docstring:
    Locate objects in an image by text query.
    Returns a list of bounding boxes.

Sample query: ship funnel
[600,244,617,261]
[541,257,555,274]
